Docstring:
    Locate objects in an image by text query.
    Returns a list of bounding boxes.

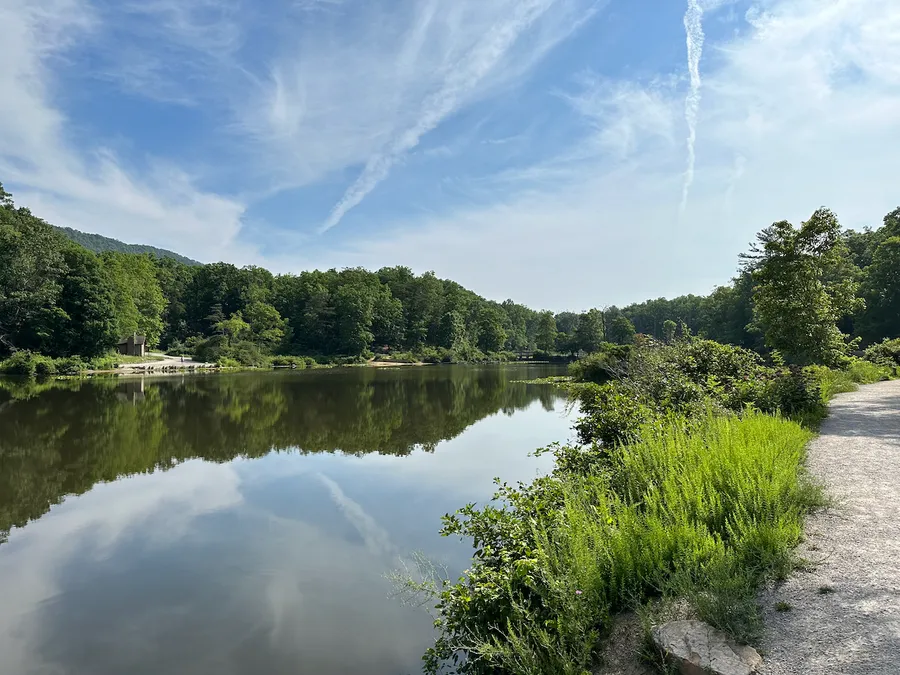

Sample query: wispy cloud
[314,0,599,232]
[0,0,250,262]
[292,0,900,309]
[681,0,705,214]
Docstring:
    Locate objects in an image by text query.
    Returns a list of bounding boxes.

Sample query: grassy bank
[413,337,896,675]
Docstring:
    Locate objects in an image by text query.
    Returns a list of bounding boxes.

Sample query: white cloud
[0,0,250,263]
[285,0,900,309]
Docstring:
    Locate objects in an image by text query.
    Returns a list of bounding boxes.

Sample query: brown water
[0,364,572,675]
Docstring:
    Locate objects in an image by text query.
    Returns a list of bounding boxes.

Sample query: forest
[1,179,899,371]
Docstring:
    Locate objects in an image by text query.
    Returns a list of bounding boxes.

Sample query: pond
[0,364,573,675]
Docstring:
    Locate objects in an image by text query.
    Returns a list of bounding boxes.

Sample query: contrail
[681,0,704,214]
[319,0,558,233]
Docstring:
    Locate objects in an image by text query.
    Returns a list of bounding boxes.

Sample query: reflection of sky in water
[0,398,572,675]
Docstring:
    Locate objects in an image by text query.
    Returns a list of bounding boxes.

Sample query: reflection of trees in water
[0,367,564,543]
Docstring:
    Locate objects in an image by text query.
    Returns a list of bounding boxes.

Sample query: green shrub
[0,351,40,377]
[54,356,86,375]
[568,345,630,384]
[422,413,821,675]
[864,338,900,367]
[574,383,654,447]
[271,355,307,369]
[217,357,241,368]
[845,357,892,384]
[34,358,57,376]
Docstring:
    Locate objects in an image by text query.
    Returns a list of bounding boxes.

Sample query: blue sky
[2,0,899,311]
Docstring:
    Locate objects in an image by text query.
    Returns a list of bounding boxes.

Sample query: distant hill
[54,226,201,266]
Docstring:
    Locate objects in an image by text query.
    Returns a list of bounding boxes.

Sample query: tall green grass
[459,413,822,675]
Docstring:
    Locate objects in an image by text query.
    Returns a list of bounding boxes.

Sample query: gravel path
[758,379,900,674]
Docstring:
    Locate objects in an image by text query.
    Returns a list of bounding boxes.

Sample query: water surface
[0,364,572,675]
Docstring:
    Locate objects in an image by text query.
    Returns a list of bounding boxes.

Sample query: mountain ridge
[53,226,201,266]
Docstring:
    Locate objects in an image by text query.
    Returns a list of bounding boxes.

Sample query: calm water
[0,364,572,675]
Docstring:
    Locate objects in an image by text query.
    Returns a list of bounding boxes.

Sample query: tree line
[1,180,898,366]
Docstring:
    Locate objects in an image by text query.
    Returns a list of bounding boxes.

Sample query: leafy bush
[0,352,42,376]
[34,358,57,376]
[574,383,654,447]
[194,337,269,367]
[568,344,631,384]
[271,355,308,369]
[864,338,900,367]
[54,356,86,375]
[846,357,893,383]
[421,413,821,675]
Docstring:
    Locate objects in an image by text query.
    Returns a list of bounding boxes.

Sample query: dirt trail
[758,379,900,674]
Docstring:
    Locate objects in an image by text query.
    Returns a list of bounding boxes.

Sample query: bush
[54,356,86,375]
[846,357,893,384]
[34,358,57,376]
[864,338,900,367]
[0,351,41,376]
[194,337,269,368]
[271,355,307,369]
[421,413,821,675]
[569,344,632,384]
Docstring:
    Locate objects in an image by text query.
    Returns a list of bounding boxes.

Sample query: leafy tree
[554,312,579,336]
[745,208,863,365]
[574,309,604,353]
[858,237,900,342]
[607,315,637,345]
[476,307,508,353]
[101,252,167,346]
[438,310,467,351]
[662,319,677,344]
[535,311,558,352]
[334,284,374,355]
[243,301,287,349]
[216,312,250,344]
[56,246,119,357]
[0,186,67,355]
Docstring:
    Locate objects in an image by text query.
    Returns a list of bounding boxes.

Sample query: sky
[1,0,899,311]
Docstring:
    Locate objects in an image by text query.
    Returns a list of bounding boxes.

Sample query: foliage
[858,237,900,343]
[422,413,821,675]
[101,251,168,347]
[743,209,863,366]
[567,344,631,385]
[574,309,604,353]
[864,338,900,367]
[606,315,636,345]
[535,311,558,352]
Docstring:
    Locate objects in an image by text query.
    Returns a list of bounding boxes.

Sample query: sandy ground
[757,379,900,674]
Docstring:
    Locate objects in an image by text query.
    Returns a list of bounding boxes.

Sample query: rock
[651,620,762,675]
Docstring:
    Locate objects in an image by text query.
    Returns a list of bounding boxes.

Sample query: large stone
[651,620,763,675]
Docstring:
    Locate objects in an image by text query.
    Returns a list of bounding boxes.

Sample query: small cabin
[117,333,148,357]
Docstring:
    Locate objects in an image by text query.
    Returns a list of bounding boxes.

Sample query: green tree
[574,309,604,353]
[662,319,677,344]
[243,301,287,349]
[745,208,863,365]
[334,284,374,355]
[0,186,67,355]
[858,237,900,342]
[56,246,119,357]
[101,252,167,346]
[607,315,637,345]
[438,310,467,351]
[535,311,558,352]
[216,312,250,345]
[476,307,508,353]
